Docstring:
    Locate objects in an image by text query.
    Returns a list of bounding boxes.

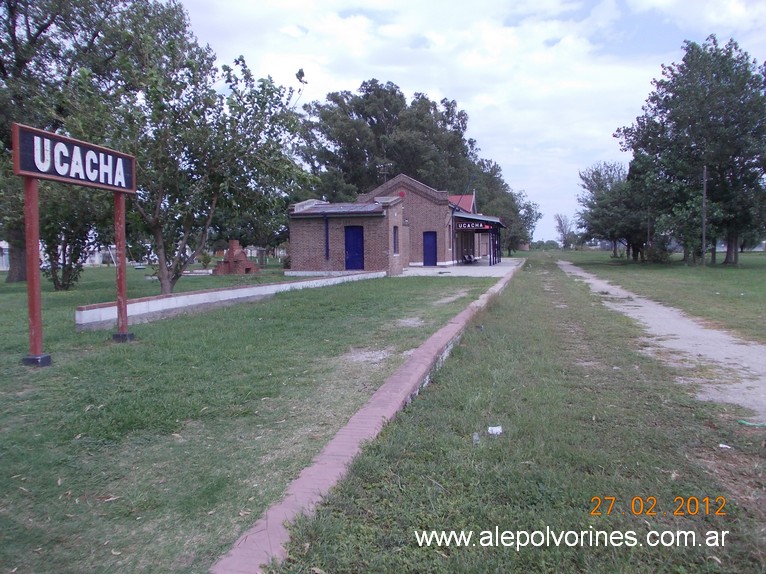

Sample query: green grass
[271,253,765,574]
[552,250,766,344]
[0,267,495,573]
[3,253,765,573]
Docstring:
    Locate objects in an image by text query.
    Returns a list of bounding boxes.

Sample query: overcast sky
[181,0,766,241]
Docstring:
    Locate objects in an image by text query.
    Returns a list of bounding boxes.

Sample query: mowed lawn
[271,252,765,574]
[0,266,494,573]
[2,253,765,573]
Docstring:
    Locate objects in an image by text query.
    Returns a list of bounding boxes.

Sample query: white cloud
[181,0,765,240]
[627,0,765,29]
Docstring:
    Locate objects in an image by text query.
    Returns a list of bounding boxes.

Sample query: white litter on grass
[719,444,732,449]
[488,426,503,436]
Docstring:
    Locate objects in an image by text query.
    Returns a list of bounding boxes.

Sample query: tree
[532,239,560,250]
[388,93,477,191]
[503,191,541,253]
[300,80,478,197]
[209,193,292,251]
[577,162,629,257]
[517,195,543,242]
[299,80,405,200]
[38,183,110,290]
[616,35,766,265]
[554,214,575,248]
[300,79,534,245]
[109,0,307,294]
[0,0,136,283]
[34,60,127,290]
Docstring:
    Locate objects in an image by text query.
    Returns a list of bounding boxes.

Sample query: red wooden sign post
[12,123,137,365]
[112,190,133,342]
[22,176,49,366]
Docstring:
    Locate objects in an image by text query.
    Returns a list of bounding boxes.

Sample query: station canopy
[453,212,506,230]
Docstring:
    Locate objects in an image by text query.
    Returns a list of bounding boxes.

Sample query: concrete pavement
[401,257,525,277]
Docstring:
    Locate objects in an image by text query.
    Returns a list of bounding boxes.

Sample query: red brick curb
[210,262,523,573]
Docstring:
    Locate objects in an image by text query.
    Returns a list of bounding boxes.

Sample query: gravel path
[558,260,766,422]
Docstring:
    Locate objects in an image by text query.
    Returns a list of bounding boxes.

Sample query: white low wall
[75,271,386,331]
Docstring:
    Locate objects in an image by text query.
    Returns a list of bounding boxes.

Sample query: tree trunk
[722,232,738,265]
[151,227,173,295]
[5,226,27,283]
[611,240,618,258]
[156,263,173,295]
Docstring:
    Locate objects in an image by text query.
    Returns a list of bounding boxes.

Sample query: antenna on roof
[377,162,393,183]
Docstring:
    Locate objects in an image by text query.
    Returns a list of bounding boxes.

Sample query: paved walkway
[558,260,766,421]
[211,258,525,574]
[401,257,521,277]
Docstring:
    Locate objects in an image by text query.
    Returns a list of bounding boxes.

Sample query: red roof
[449,194,475,213]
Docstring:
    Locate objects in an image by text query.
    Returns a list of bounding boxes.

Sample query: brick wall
[387,205,404,275]
[289,204,404,275]
[359,176,453,266]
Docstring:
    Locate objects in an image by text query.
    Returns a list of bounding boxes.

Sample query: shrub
[198,252,213,269]
[646,237,672,263]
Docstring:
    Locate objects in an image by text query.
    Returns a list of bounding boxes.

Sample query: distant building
[287,174,505,276]
[0,240,8,271]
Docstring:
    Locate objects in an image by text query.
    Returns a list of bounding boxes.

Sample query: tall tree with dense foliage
[299,80,406,201]
[616,35,766,264]
[110,1,307,294]
[300,79,539,243]
[300,79,479,197]
[0,0,136,283]
[1,0,308,292]
[578,161,630,256]
[387,93,477,190]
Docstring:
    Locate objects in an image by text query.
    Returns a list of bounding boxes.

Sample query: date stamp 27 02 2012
[590,496,727,517]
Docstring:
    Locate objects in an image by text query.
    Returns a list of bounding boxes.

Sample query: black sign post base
[22,354,52,367]
[112,332,135,343]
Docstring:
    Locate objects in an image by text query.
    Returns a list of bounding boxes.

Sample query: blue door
[423,231,437,266]
[345,226,364,270]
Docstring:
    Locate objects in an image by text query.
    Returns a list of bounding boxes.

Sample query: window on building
[393,225,399,255]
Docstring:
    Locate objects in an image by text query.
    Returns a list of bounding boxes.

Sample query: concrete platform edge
[210,260,524,574]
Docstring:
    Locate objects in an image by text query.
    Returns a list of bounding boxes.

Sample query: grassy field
[272,253,765,574]
[2,253,765,573]
[552,250,766,345]
[0,266,494,573]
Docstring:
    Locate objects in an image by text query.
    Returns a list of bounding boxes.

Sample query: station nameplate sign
[456,221,491,230]
[12,123,136,193]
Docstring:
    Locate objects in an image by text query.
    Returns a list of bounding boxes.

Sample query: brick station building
[287,174,505,276]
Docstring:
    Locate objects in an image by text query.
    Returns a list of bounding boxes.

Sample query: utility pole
[701,165,707,266]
